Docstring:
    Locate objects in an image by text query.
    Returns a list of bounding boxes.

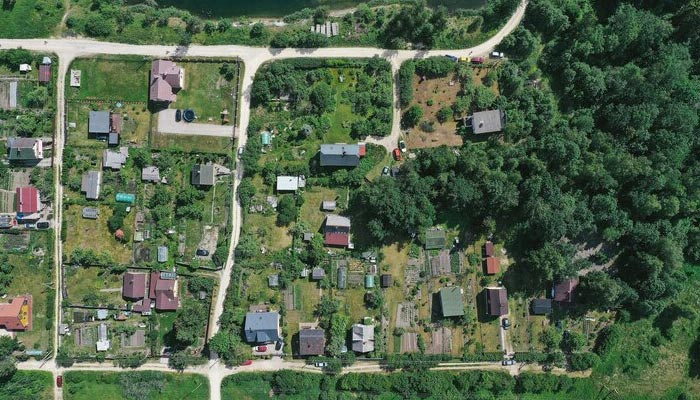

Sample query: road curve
[7,2,528,400]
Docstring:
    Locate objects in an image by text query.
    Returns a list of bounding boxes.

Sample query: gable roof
[320,144,361,167]
[484,241,495,257]
[38,65,51,83]
[322,201,336,211]
[276,176,299,192]
[299,328,326,356]
[150,60,182,103]
[439,286,464,317]
[325,214,351,228]
[485,287,509,316]
[89,111,111,134]
[483,256,500,275]
[244,312,280,343]
[7,137,42,161]
[471,110,506,134]
[154,279,178,310]
[81,170,102,200]
[102,147,128,170]
[82,207,99,219]
[311,267,326,280]
[531,298,552,315]
[16,186,40,214]
[123,272,146,300]
[0,295,32,331]
[554,278,579,303]
[141,166,160,182]
[191,164,215,186]
[351,324,374,353]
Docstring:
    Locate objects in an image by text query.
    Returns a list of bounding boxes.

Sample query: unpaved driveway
[157,109,234,137]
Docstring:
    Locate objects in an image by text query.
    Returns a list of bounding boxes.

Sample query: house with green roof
[439,286,464,318]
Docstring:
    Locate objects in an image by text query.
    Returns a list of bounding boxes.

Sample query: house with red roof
[150,60,184,104]
[554,278,579,303]
[483,256,500,275]
[15,186,42,222]
[0,295,32,331]
[149,272,179,311]
[122,272,147,300]
[324,214,351,247]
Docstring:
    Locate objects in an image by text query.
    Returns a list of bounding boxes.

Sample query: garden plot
[395,302,418,329]
[430,327,452,354]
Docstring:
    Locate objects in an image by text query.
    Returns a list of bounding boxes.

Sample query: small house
[268,275,279,287]
[244,311,280,343]
[483,241,495,257]
[102,147,128,170]
[351,324,374,353]
[81,171,102,200]
[439,286,464,318]
[380,274,392,288]
[303,232,314,242]
[468,110,506,134]
[311,267,326,281]
[299,328,326,356]
[321,201,336,211]
[15,186,41,218]
[141,166,161,183]
[6,137,43,165]
[324,214,351,247]
[553,279,579,303]
[319,143,365,167]
[38,65,51,84]
[531,298,552,315]
[150,60,184,104]
[82,207,99,219]
[276,176,300,192]
[89,111,121,145]
[0,295,32,331]
[191,164,215,187]
[122,272,147,300]
[149,272,179,311]
[483,256,500,275]
[96,323,110,352]
[485,287,509,316]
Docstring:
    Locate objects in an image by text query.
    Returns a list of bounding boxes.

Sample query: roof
[16,186,40,214]
[7,137,42,161]
[96,309,108,320]
[244,312,280,343]
[191,164,215,186]
[325,214,351,228]
[157,246,168,263]
[365,274,375,288]
[337,266,347,289]
[89,111,111,134]
[320,144,361,167]
[81,170,102,200]
[483,256,500,275]
[150,60,182,103]
[96,323,110,351]
[299,328,326,356]
[0,295,32,331]
[322,201,336,211]
[311,267,325,280]
[82,207,99,219]
[381,274,392,288]
[486,287,509,316]
[425,230,447,250]
[554,279,579,303]
[268,275,279,287]
[142,166,160,182]
[0,215,12,228]
[484,241,495,257]
[102,147,128,170]
[38,64,51,83]
[110,113,121,134]
[123,272,146,300]
[531,298,552,315]
[471,110,506,134]
[276,176,299,192]
[154,279,178,310]
[439,286,464,317]
[325,232,350,247]
[351,324,374,353]
[303,232,314,241]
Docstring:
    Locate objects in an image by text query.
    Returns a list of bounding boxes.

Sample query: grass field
[299,186,341,232]
[66,57,151,102]
[64,266,123,307]
[63,204,133,265]
[0,0,62,38]
[172,61,239,123]
[405,73,463,149]
[66,102,151,148]
[150,131,233,154]
[63,371,209,400]
[246,212,292,252]
[0,370,53,400]
[221,373,272,400]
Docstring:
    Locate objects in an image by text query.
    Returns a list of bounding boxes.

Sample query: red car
[240,360,253,366]
[254,345,267,352]
[56,375,63,388]
[393,148,402,161]
[471,57,485,64]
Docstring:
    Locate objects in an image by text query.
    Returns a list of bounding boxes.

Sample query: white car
[490,51,504,59]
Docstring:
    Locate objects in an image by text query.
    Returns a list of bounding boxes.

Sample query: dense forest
[356,0,700,319]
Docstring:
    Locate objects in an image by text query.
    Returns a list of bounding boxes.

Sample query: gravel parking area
[157,109,234,138]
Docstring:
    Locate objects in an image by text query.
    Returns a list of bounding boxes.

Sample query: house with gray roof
[469,110,506,134]
[141,166,160,183]
[157,246,168,263]
[6,137,43,165]
[191,164,215,186]
[351,324,374,353]
[319,143,365,167]
[311,267,326,280]
[102,147,128,170]
[244,311,280,343]
[81,170,102,200]
[89,111,121,145]
[82,207,99,219]
[276,176,301,192]
[322,200,336,211]
[299,328,326,356]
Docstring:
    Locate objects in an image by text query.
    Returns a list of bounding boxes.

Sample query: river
[156,0,486,18]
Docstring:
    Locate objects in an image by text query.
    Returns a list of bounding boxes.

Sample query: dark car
[175,109,182,122]
[382,166,390,176]
[56,375,63,388]
[501,359,515,366]
[196,249,209,257]
[502,318,511,330]
[275,341,283,351]
[36,221,50,229]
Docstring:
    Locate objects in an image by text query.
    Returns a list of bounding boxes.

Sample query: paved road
[156,109,235,137]
[5,2,528,399]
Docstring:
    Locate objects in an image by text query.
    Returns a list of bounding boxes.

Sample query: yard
[298,186,344,232]
[64,266,124,307]
[66,102,151,148]
[171,61,240,124]
[0,0,62,39]
[63,204,134,265]
[150,131,233,154]
[63,371,209,400]
[66,57,151,102]
[0,371,53,400]
[405,73,463,149]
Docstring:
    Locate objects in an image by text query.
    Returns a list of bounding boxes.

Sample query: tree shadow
[689,333,700,378]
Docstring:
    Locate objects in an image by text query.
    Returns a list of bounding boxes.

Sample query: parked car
[502,318,511,330]
[240,360,253,366]
[275,341,283,351]
[382,166,390,176]
[175,109,182,122]
[399,140,407,153]
[238,146,244,157]
[56,375,63,388]
[36,221,50,229]
[254,345,267,352]
[490,51,504,58]
[315,362,328,367]
[393,148,402,161]
[444,54,458,62]
[501,359,515,366]
[471,57,485,64]
[196,249,209,257]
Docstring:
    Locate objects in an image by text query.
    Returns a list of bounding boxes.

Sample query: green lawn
[173,61,239,123]
[157,311,178,348]
[64,266,123,307]
[0,0,62,38]
[66,102,152,148]
[63,204,133,265]
[150,131,233,154]
[0,371,53,400]
[66,57,151,102]
[221,373,272,400]
[299,186,341,232]
[63,371,209,400]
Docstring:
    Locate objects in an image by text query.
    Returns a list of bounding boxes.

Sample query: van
[490,52,504,58]
[237,147,244,157]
